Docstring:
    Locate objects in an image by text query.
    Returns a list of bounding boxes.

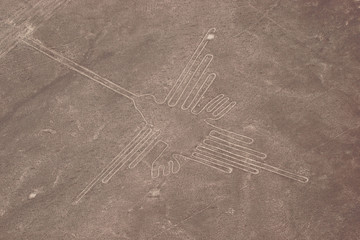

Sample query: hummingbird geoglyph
[21,28,308,205]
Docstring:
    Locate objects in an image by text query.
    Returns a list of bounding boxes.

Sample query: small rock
[148,188,160,197]
[40,129,56,134]
[28,192,37,199]
[226,208,235,215]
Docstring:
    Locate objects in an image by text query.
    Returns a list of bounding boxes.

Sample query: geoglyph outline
[1,10,309,204]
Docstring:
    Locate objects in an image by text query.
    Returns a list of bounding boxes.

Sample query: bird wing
[163,28,236,120]
[73,123,161,204]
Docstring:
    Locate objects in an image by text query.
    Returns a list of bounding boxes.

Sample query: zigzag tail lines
[205,122,254,144]
[204,137,263,162]
[212,101,236,119]
[72,124,149,204]
[192,151,259,174]
[190,73,216,114]
[181,54,213,110]
[199,143,309,183]
[204,138,265,160]
[101,127,156,183]
[205,136,267,159]
[128,130,161,169]
[166,28,216,105]
[169,54,213,107]
[175,154,233,174]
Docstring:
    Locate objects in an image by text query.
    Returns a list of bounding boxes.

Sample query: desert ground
[0,0,359,239]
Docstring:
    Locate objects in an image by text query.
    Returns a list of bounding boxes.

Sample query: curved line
[171,157,181,174]
[212,98,230,116]
[210,97,229,115]
[150,141,169,178]
[206,94,225,112]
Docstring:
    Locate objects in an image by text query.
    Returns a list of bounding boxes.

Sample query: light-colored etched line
[182,55,213,110]
[205,94,225,112]
[212,97,229,116]
[166,28,216,105]
[180,54,213,110]
[204,137,264,160]
[151,155,182,178]
[153,158,178,177]
[72,125,149,204]
[101,128,155,183]
[22,0,67,26]
[10,0,55,24]
[21,37,149,124]
[5,3,32,24]
[41,0,68,21]
[190,73,216,114]
[199,143,308,183]
[193,93,223,115]
[204,121,254,144]
[7,0,44,24]
[209,97,229,115]
[204,137,265,159]
[21,38,137,100]
[176,154,233,174]
[0,26,16,45]
[148,203,214,240]
[169,54,213,107]
[206,136,267,159]
[150,141,170,178]
[212,101,236,119]
[170,154,181,174]
[209,130,253,149]
[192,151,259,174]
[0,30,21,58]
[1,0,69,59]
[128,130,161,169]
